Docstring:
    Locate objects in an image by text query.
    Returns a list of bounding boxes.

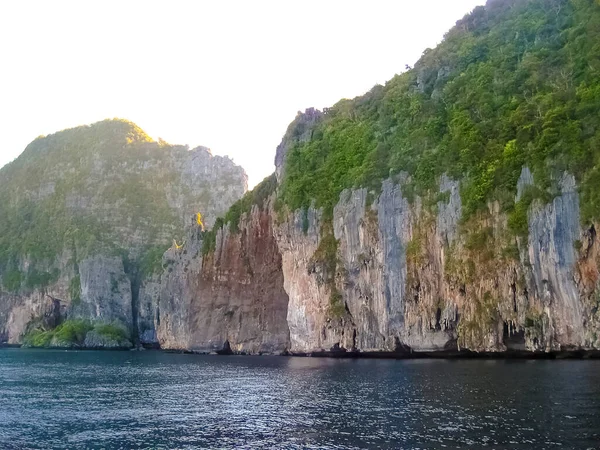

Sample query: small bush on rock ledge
[22,319,132,349]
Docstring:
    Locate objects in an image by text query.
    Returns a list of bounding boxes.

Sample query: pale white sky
[0,0,485,188]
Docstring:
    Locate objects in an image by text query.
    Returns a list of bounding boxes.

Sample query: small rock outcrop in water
[83,329,132,349]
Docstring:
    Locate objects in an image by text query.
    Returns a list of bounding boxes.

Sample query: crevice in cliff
[584,224,596,259]
[122,256,140,347]
[394,337,412,353]
[45,295,64,329]
[511,282,517,313]
[435,307,442,330]
[413,282,421,304]
[130,278,141,347]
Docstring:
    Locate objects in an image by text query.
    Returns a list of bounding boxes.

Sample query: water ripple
[0,350,599,449]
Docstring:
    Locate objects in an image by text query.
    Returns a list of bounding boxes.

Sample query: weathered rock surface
[83,329,132,349]
[156,200,290,354]
[72,255,132,325]
[0,120,247,345]
[149,161,600,356]
[272,167,600,354]
[274,205,333,353]
[3,119,598,356]
[137,277,161,346]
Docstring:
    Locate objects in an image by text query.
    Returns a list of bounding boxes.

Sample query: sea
[0,349,599,449]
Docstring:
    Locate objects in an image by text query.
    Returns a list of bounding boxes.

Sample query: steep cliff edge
[0,119,247,346]
[156,176,289,354]
[273,171,600,354]
[4,0,600,356]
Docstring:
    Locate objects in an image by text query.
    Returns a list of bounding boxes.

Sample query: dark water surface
[0,349,599,449]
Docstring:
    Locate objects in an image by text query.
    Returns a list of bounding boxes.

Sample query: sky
[0,0,485,188]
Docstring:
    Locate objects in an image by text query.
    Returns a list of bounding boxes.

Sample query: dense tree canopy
[278,0,600,223]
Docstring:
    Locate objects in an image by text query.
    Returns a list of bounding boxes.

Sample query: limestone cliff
[247,0,600,355]
[0,119,247,346]
[151,163,600,355]
[150,91,600,355]
[272,170,600,354]
[155,198,289,354]
[6,0,600,357]
[141,93,600,356]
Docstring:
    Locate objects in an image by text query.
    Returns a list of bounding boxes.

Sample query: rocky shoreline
[8,344,598,361]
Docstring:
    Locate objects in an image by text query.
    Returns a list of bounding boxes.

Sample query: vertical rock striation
[272,168,600,354]
[0,119,248,346]
[156,200,290,354]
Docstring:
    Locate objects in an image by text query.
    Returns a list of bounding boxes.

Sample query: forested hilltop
[0,119,247,348]
[0,119,246,287]
[278,0,600,225]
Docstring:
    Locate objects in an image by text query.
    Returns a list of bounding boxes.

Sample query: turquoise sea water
[0,349,599,449]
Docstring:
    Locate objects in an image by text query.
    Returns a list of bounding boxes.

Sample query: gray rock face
[0,254,135,344]
[527,173,584,348]
[437,174,462,246]
[273,169,600,354]
[73,256,132,325]
[137,277,161,346]
[168,146,248,228]
[375,180,411,340]
[331,184,410,351]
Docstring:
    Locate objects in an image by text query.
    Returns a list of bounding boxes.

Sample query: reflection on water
[0,349,599,449]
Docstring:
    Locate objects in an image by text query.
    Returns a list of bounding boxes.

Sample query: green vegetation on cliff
[202,173,277,255]
[279,0,600,223]
[0,120,171,283]
[0,119,246,293]
[23,320,93,348]
[22,319,130,348]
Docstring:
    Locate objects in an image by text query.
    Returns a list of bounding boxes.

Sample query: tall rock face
[145,0,600,355]
[155,163,600,355]
[0,119,247,345]
[272,171,600,354]
[274,206,331,352]
[155,198,290,354]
